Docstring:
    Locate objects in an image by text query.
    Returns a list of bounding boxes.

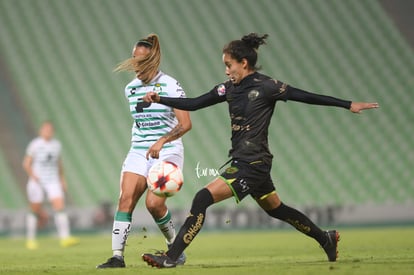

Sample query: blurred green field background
[1,227,413,275]
[1,0,413,212]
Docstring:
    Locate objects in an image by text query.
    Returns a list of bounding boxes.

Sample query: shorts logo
[217,84,226,96]
[238,178,249,193]
[225,166,238,174]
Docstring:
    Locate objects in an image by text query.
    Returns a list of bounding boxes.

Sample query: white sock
[112,211,132,257]
[26,213,37,240]
[155,210,176,244]
[54,212,70,239]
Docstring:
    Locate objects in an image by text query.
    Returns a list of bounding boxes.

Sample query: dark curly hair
[222,33,268,70]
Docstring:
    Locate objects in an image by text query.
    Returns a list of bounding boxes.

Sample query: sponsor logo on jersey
[231,124,251,132]
[217,84,226,96]
[136,121,161,128]
[248,90,260,101]
[279,83,287,93]
[176,81,186,98]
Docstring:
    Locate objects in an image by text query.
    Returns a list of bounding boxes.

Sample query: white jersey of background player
[97,34,191,268]
[23,121,79,249]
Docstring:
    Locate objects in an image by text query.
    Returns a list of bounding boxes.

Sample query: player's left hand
[350,102,379,114]
[146,139,164,159]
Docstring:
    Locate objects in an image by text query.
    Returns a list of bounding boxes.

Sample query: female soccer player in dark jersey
[141,33,379,268]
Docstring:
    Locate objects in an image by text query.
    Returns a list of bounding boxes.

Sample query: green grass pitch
[1,227,413,274]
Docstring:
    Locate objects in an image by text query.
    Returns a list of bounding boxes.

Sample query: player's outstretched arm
[286,87,379,113]
[349,102,379,114]
[143,91,224,111]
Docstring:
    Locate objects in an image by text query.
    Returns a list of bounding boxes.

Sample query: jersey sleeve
[262,79,290,102]
[25,140,36,157]
[165,78,187,99]
[264,79,351,109]
[286,87,352,109]
[56,140,62,156]
[159,83,227,111]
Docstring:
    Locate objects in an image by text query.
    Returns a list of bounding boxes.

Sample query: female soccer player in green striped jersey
[97,34,191,268]
[23,121,79,249]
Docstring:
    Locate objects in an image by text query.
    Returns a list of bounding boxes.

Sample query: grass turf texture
[1,227,413,274]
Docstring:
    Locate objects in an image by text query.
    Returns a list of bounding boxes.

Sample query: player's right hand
[143,92,160,103]
[32,174,40,183]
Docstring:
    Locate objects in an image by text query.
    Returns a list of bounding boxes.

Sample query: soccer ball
[147,161,183,197]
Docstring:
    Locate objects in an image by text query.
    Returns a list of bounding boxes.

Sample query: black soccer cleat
[96,256,126,268]
[142,252,177,268]
[168,244,186,265]
[322,230,340,262]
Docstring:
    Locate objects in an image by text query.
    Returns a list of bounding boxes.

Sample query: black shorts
[219,160,276,203]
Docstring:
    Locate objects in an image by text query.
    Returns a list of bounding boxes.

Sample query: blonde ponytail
[114,34,161,84]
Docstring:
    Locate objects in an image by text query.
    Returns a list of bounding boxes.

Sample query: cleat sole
[142,254,161,268]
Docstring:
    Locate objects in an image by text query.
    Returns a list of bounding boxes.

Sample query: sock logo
[121,224,131,246]
[183,213,204,244]
[113,228,120,235]
[167,220,175,230]
[286,218,311,234]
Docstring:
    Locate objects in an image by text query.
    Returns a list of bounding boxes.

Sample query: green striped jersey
[124,71,186,149]
[25,137,61,184]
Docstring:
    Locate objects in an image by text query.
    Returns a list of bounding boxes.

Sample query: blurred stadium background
[0,0,413,235]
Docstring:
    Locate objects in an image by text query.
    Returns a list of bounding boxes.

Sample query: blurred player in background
[97,34,191,268]
[141,33,379,268]
[23,121,79,249]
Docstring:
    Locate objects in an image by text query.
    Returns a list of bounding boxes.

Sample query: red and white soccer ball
[147,161,183,197]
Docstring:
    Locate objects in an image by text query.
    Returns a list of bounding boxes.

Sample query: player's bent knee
[190,188,214,213]
[118,196,138,212]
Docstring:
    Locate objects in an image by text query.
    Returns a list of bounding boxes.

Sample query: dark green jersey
[159,72,351,164]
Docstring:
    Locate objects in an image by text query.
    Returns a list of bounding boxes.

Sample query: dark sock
[266,202,327,245]
[167,188,214,261]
